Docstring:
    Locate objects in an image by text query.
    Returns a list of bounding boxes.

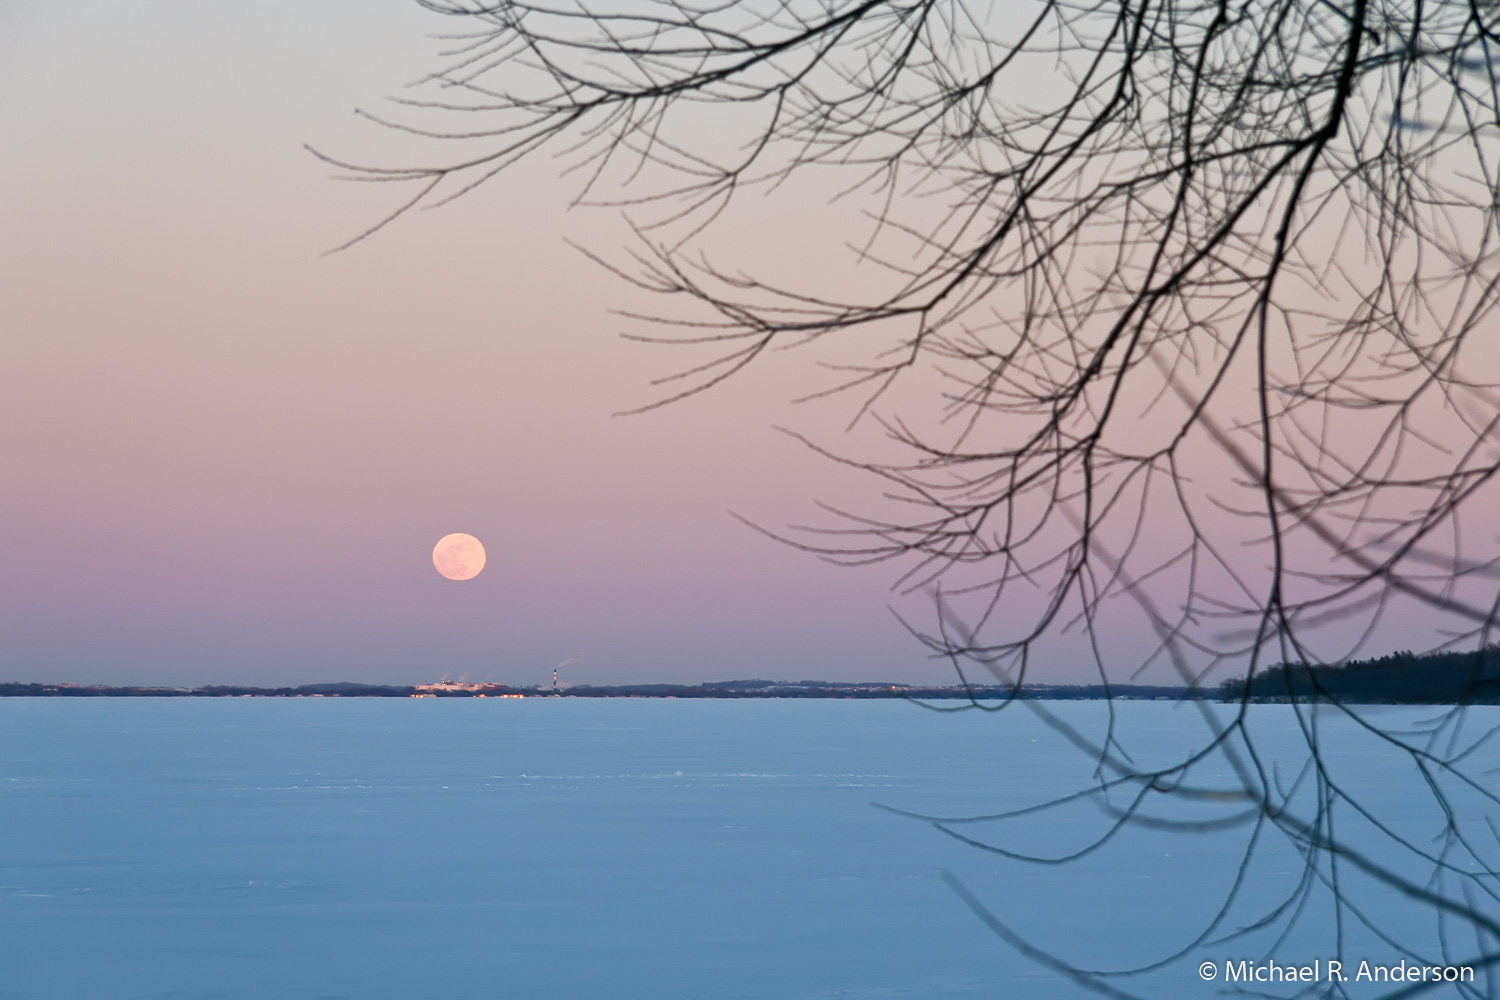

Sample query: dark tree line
[1223,646,1500,704]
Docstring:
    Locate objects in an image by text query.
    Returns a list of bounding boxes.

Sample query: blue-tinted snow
[0,698,1493,999]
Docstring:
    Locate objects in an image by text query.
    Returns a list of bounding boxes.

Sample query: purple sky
[0,0,991,687]
[6,2,1478,689]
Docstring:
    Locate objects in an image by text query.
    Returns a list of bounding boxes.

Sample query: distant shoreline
[3,678,1495,704]
[1,680,1191,700]
[10,662,1500,703]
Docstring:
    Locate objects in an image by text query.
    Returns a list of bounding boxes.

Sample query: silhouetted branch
[336,0,1500,992]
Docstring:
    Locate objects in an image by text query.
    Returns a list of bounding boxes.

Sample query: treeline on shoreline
[9,651,1498,702]
[1218,647,1500,704]
[0,679,1190,700]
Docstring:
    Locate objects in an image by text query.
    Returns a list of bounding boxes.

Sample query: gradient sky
[6,2,1472,690]
[0,0,969,687]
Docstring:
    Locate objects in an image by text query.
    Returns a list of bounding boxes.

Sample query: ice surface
[0,698,1492,999]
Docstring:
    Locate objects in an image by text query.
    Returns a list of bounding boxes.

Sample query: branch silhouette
[330,0,1500,992]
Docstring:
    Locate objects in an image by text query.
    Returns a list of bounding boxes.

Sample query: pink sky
[0,0,963,687]
[5,2,1477,689]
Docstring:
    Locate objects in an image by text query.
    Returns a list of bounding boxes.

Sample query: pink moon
[432,533,486,581]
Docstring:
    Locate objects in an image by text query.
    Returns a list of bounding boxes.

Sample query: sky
[0,0,957,688]
[6,2,1488,690]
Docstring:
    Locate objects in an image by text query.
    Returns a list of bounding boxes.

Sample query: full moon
[432,533,486,581]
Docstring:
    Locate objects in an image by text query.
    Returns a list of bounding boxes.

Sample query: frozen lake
[1,697,1494,999]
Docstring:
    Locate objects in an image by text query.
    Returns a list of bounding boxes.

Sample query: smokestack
[552,656,581,694]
